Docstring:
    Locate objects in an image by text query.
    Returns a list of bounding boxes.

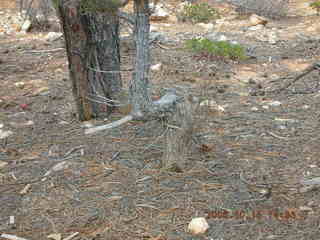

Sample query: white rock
[45,32,63,42]
[21,19,32,32]
[150,3,169,20]
[196,23,214,31]
[81,121,94,128]
[0,129,13,139]
[47,233,62,240]
[0,161,8,168]
[150,63,162,71]
[266,101,281,106]
[251,107,259,111]
[188,217,209,235]
[217,35,228,41]
[200,100,225,112]
[0,123,3,128]
[206,32,228,42]
[14,81,25,88]
[150,25,158,32]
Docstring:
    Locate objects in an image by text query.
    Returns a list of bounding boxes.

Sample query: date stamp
[206,208,305,221]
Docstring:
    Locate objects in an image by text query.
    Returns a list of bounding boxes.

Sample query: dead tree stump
[163,94,199,171]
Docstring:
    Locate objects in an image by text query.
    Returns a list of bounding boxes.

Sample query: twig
[266,131,291,140]
[63,145,84,158]
[24,48,65,53]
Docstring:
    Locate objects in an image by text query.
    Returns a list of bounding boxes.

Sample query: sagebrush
[185,38,247,61]
[178,3,219,23]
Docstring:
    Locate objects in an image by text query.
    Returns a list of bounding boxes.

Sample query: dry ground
[1,2,320,240]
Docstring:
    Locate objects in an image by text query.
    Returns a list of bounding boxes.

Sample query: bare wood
[271,62,320,94]
[163,94,199,170]
[85,115,133,134]
[85,91,178,134]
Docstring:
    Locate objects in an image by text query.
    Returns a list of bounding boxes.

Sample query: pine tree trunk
[129,0,152,118]
[55,0,121,121]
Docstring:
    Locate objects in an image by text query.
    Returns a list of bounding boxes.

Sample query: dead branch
[269,62,320,94]
[85,115,133,134]
[85,91,179,134]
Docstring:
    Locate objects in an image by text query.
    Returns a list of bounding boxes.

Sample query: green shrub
[179,3,219,23]
[185,38,247,61]
[310,0,320,15]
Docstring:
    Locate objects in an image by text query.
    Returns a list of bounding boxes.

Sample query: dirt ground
[1,2,320,240]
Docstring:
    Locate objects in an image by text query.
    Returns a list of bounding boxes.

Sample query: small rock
[249,14,268,26]
[188,217,209,235]
[251,107,259,111]
[81,121,94,128]
[206,32,228,42]
[14,81,25,89]
[150,3,169,21]
[48,145,60,158]
[45,32,63,42]
[196,23,214,31]
[0,161,8,168]
[268,32,278,44]
[150,25,158,32]
[150,63,162,71]
[0,123,3,128]
[200,100,225,112]
[47,233,62,240]
[266,100,281,106]
[0,129,13,139]
[21,19,32,32]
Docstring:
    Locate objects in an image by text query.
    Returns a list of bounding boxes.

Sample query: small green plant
[185,38,247,61]
[179,3,219,23]
[310,0,320,15]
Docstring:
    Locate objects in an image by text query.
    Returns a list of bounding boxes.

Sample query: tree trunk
[55,0,121,121]
[129,0,152,119]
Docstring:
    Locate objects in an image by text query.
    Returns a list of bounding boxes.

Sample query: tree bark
[129,0,152,119]
[55,0,121,121]
[163,94,199,170]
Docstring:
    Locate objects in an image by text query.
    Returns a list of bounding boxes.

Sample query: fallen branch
[275,62,320,93]
[251,62,320,96]
[85,115,133,134]
[85,91,179,134]
[0,234,28,240]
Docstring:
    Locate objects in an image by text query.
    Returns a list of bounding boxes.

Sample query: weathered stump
[163,94,199,171]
